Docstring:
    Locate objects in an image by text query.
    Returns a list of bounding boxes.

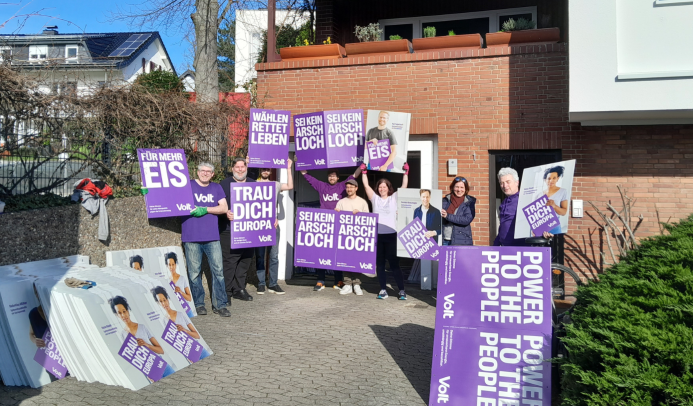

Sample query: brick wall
[256,45,693,279]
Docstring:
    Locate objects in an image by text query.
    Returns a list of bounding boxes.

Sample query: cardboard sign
[397,218,441,261]
[117,333,167,382]
[161,320,203,363]
[137,148,195,218]
[229,183,276,248]
[294,110,365,169]
[366,139,394,171]
[522,195,560,237]
[248,108,291,169]
[33,329,68,379]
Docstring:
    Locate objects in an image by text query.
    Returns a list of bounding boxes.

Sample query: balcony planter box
[345,39,412,57]
[486,27,560,47]
[412,33,482,52]
[279,44,346,61]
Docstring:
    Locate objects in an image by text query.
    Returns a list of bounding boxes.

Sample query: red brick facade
[256,44,693,279]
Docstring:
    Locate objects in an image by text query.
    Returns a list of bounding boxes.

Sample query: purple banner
[294,112,328,170]
[294,208,377,274]
[161,320,203,363]
[324,109,364,168]
[138,148,195,218]
[229,183,276,248]
[429,246,552,405]
[118,333,167,382]
[33,328,68,379]
[248,108,291,169]
[366,139,394,171]
[169,281,191,314]
[522,195,560,237]
[397,218,441,261]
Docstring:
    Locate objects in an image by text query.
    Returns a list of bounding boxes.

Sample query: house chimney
[43,25,58,35]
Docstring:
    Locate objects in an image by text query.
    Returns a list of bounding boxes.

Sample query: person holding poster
[538,165,569,234]
[254,159,294,295]
[360,163,409,300]
[441,177,476,246]
[300,166,363,291]
[180,162,230,317]
[366,111,397,171]
[493,168,527,246]
[219,157,256,302]
[335,179,370,295]
[414,190,442,239]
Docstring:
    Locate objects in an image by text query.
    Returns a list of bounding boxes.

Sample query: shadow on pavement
[370,323,434,404]
[0,383,42,405]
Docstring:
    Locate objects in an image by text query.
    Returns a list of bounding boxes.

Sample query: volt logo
[314,159,325,165]
[351,156,363,163]
[430,250,439,258]
[322,193,340,202]
[319,258,332,266]
[359,262,373,270]
[273,158,286,165]
[176,203,193,211]
[437,376,451,403]
[443,293,454,319]
[258,235,272,242]
[194,193,214,203]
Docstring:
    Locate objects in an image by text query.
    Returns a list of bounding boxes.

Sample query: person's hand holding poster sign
[137,148,195,218]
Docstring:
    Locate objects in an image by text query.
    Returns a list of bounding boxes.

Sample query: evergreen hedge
[560,215,693,405]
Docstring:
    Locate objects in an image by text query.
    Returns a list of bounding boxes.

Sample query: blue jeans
[184,241,227,310]
[256,227,280,287]
[442,240,452,246]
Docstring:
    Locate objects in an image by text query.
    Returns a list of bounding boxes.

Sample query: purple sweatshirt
[493,192,526,246]
[303,173,355,210]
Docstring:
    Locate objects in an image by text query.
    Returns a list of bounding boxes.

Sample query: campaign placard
[522,195,560,237]
[137,148,195,218]
[324,109,365,168]
[161,320,203,363]
[248,108,290,169]
[396,188,443,258]
[33,329,68,379]
[117,333,167,382]
[397,218,441,261]
[429,246,552,405]
[294,111,328,170]
[294,208,377,274]
[365,139,394,171]
[229,183,276,248]
[169,281,191,315]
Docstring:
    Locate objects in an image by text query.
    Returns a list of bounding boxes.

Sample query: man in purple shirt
[493,167,527,247]
[300,167,362,291]
[182,163,230,317]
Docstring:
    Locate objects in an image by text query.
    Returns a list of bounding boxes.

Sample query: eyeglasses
[198,170,213,174]
[454,177,467,183]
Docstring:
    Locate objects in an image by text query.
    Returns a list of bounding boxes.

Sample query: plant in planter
[501,17,536,32]
[423,26,436,38]
[354,23,383,42]
[412,26,481,52]
[346,23,412,56]
[486,18,559,46]
[389,35,402,40]
[448,30,455,36]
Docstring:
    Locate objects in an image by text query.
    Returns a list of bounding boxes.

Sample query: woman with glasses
[441,177,477,246]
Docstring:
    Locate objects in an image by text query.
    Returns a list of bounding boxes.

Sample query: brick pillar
[315,0,335,44]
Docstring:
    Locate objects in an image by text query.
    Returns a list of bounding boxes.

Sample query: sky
[1,0,193,73]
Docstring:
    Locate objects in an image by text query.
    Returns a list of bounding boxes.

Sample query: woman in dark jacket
[441,176,476,245]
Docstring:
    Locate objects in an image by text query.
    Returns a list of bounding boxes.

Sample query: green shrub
[389,35,402,40]
[423,26,436,38]
[559,215,693,405]
[134,70,185,94]
[501,18,536,32]
[448,30,455,36]
[2,193,73,212]
[354,23,383,42]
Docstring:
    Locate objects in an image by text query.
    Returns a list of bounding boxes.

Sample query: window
[29,45,48,61]
[65,46,78,61]
[0,47,11,62]
[52,82,77,95]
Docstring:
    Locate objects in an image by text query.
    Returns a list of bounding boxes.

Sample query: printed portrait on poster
[396,188,443,258]
[363,110,411,173]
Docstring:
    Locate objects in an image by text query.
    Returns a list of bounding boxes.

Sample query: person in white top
[360,163,409,300]
[335,179,370,295]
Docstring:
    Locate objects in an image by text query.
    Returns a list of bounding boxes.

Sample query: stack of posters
[34,266,213,391]
[106,247,197,318]
[0,256,92,387]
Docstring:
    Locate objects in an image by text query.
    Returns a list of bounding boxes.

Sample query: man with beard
[300,166,362,291]
[219,157,256,302]
[255,159,293,295]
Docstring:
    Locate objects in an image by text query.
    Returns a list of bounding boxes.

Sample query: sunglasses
[454,177,467,183]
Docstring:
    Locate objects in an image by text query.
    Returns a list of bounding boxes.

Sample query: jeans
[256,227,280,287]
[184,241,227,310]
[316,269,344,284]
[376,233,404,291]
[442,240,452,246]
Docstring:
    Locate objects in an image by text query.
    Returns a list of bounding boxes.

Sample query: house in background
[180,69,195,92]
[253,0,693,286]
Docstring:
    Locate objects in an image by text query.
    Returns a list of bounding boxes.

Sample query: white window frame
[655,0,693,5]
[379,6,537,40]
[0,46,10,62]
[29,45,48,61]
[65,45,78,61]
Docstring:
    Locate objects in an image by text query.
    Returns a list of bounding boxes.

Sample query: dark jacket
[413,205,442,236]
[442,194,476,245]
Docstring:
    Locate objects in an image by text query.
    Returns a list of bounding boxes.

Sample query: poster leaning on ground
[137,148,195,218]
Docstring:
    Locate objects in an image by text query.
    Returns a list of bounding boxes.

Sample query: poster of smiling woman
[514,159,576,239]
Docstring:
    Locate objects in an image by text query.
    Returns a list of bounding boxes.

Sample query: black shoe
[233,289,253,301]
[213,307,231,317]
[196,306,207,315]
[257,285,266,295]
[268,285,285,295]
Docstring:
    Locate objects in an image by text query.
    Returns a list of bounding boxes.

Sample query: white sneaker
[353,285,363,296]
[339,284,353,295]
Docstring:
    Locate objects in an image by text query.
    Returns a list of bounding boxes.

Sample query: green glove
[190,206,208,217]
[140,187,148,196]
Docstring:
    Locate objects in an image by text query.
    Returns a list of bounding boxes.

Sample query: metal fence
[0,156,96,197]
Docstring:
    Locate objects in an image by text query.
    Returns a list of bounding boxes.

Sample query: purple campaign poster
[118,333,167,382]
[137,149,195,218]
[248,108,291,169]
[366,139,394,171]
[294,208,377,274]
[324,109,364,168]
[522,195,560,237]
[334,212,378,274]
[429,246,552,406]
[33,329,68,379]
[294,112,328,170]
[169,281,191,314]
[229,183,276,248]
[397,218,441,261]
[161,320,203,363]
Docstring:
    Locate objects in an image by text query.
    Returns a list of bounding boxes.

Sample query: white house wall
[122,39,173,82]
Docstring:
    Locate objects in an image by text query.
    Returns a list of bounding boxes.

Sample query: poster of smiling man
[363,110,411,173]
[514,159,576,239]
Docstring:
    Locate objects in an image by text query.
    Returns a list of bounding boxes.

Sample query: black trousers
[376,232,404,291]
[219,232,254,296]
